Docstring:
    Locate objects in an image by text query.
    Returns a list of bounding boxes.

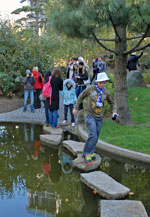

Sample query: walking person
[73,72,118,164]
[32,66,44,109]
[48,68,63,128]
[61,79,77,127]
[23,69,35,112]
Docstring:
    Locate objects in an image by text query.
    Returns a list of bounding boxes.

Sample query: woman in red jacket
[32,66,44,109]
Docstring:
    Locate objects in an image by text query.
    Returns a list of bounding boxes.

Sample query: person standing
[96,56,107,74]
[23,69,35,112]
[44,69,52,124]
[32,66,44,109]
[127,52,143,71]
[61,79,77,127]
[73,72,118,164]
[48,68,63,128]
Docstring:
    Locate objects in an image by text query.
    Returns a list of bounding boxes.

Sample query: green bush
[143,71,150,84]
[0,71,23,96]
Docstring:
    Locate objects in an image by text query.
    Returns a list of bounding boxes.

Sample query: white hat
[131,52,136,55]
[95,72,110,82]
[78,56,84,62]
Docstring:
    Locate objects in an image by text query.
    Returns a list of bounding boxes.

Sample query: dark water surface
[0,123,150,217]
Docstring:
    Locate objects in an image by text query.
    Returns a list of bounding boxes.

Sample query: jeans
[64,104,75,123]
[49,109,58,128]
[76,85,86,98]
[24,90,34,112]
[45,108,49,123]
[76,85,86,110]
[83,114,103,157]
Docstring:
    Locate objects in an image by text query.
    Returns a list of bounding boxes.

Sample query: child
[61,79,77,127]
[23,69,35,112]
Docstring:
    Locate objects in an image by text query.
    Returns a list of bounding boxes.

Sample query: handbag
[39,93,46,101]
[84,76,91,85]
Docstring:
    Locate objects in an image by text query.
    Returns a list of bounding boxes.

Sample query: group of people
[22,55,118,165]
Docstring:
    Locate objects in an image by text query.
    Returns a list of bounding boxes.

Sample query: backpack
[42,76,52,104]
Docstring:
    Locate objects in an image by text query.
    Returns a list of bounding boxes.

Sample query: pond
[0,123,150,217]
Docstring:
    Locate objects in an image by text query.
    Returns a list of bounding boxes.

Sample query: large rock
[100,200,148,217]
[63,140,84,156]
[40,134,62,146]
[43,126,63,135]
[73,154,101,172]
[80,171,130,199]
[127,70,146,88]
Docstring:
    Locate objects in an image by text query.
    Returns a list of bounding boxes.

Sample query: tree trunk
[114,18,133,125]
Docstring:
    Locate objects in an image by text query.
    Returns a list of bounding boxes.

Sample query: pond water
[0,123,150,217]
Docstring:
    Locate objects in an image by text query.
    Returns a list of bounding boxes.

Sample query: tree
[12,0,48,36]
[47,0,150,124]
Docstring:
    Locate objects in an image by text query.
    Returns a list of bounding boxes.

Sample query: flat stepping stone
[73,154,101,171]
[100,200,148,217]
[80,171,130,199]
[40,134,62,146]
[63,140,84,156]
[43,126,63,135]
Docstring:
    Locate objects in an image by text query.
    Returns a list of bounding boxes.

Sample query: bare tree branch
[92,33,118,55]
[109,14,121,41]
[124,25,150,55]
[126,44,150,53]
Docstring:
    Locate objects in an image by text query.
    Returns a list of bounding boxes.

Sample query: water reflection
[0,123,150,216]
[0,123,98,217]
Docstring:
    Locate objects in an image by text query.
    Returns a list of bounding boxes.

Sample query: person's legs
[91,116,103,161]
[49,109,53,126]
[64,105,68,121]
[45,108,49,123]
[30,90,34,112]
[83,114,97,157]
[53,110,58,128]
[69,104,75,123]
[76,86,80,98]
[95,117,103,143]
[23,90,29,112]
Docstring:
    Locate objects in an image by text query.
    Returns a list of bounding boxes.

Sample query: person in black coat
[44,69,52,124]
[127,52,143,71]
[48,68,63,128]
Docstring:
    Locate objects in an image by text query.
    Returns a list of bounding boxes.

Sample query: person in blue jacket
[61,79,77,127]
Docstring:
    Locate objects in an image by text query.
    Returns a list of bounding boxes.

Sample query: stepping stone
[73,154,101,172]
[80,171,130,199]
[100,200,148,217]
[40,134,62,146]
[63,140,84,156]
[43,126,63,135]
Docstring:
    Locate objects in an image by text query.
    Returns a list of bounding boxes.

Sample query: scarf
[96,85,105,107]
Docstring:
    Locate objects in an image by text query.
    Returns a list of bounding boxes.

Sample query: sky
[0,0,25,19]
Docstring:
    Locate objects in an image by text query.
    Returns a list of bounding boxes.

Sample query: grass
[99,87,150,154]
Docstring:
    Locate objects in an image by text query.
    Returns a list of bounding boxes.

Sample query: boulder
[40,134,62,146]
[100,200,148,217]
[127,70,146,88]
[73,154,101,172]
[43,126,63,135]
[63,140,84,156]
[80,171,130,199]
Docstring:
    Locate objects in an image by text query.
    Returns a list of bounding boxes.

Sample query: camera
[112,114,118,120]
